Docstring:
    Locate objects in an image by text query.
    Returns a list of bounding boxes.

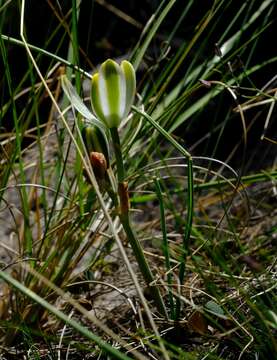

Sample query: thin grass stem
[153,177,175,319]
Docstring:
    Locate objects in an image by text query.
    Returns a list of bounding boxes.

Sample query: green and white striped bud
[82,124,110,168]
[90,59,136,128]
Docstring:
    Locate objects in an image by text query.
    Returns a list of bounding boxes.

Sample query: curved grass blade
[132,106,194,319]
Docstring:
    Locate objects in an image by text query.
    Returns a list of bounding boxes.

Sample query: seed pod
[90,59,136,128]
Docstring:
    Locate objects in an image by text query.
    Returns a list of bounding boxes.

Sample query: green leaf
[205,300,228,320]
[61,74,106,131]
[267,310,277,329]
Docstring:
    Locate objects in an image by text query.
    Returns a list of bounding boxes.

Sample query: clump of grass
[0,0,276,359]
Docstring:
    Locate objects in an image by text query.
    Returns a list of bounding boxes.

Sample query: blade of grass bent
[132,106,194,319]
[0,34,92,79]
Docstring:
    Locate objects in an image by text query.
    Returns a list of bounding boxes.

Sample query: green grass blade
[153,177,175,319]
[0,34,92,79]
[132,106,194,319]
[175,157,194,319]
[130,0,177,70]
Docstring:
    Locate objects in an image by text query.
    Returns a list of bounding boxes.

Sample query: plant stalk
[110,127,167,318]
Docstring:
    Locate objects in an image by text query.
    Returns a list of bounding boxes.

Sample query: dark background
[0,0,276,170]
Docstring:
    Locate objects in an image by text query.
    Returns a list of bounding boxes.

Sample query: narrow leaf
[61,74,106,131]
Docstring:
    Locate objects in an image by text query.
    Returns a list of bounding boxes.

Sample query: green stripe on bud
[90,59,136,128]
[82,125,110,168]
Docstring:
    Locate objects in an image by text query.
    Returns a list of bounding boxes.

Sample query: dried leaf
[188,311,208,335]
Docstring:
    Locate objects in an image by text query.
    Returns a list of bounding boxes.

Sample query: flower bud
[82,124,110,168]
[90,59,136,128]
[89,152,107,180]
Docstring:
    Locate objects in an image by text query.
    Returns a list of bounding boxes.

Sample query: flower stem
[110,128,125,182]
[110,127,167,317]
